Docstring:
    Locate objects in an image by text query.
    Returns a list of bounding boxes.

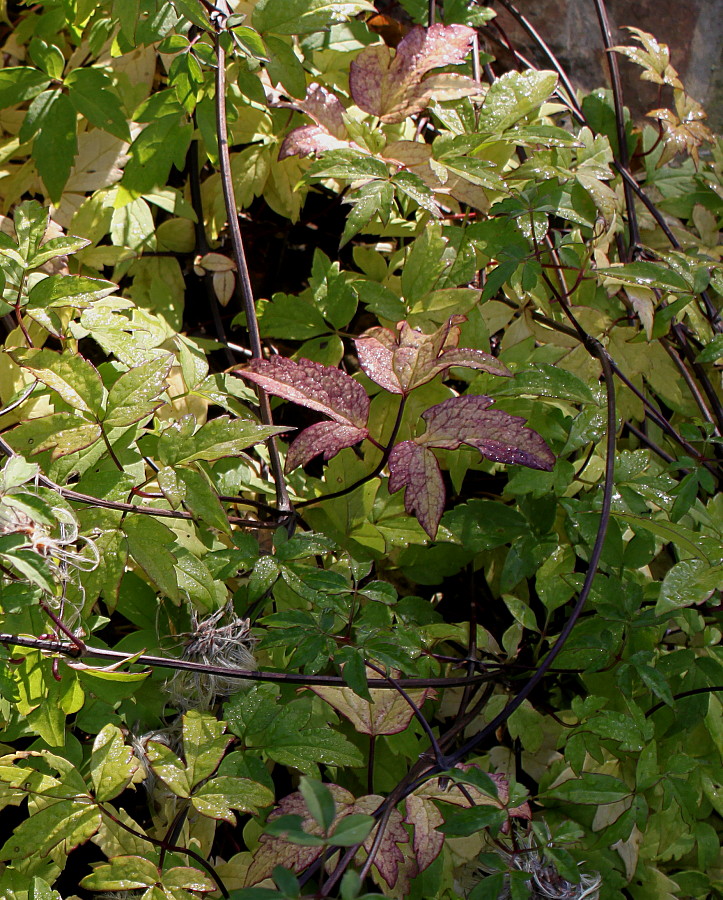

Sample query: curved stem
[297,395,406,509]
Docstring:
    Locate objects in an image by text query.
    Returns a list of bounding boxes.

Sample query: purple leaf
[418,395,555,471]
[388,441,445,539]
[297,83,347,137]
[355,316,510,396]
[277,83,354,160]
[349,24,481,123]
[285,421,368,471]
[279,125,352,160]
[236,357,370,428]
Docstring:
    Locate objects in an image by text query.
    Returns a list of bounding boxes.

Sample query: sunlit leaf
[350,24,481,123]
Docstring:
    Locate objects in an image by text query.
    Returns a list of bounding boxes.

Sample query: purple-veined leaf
[355,316,510,396]
[236,357,370,428]
[285,421,368,472]
[418,395,555,470]
[388,441,445,539]
[279,125,352,161]
[349,24,481,123]
[294,82,346,138]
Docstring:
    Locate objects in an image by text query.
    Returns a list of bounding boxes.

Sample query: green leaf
[90,723,140,801]
[182,710,232,788]
[146,740,192,798]
[655,558,722,614]
[103,355,172,427]
[340,181,394,247]
[0,548,55,594]
[264,724,364,775]
[29,38,65,80]
[192,775,274,823]
[158,415,287,465]
[170,0,212,29]
[696,334,723,363]
[123,114,193,196]
[545,773,631,805]
[123,515,180,602]
[257,293,328,340]
[0,68,50,107]
[10,348,105,416]
[330,813,375,845]
[299,776,337,831]
[438,805,506,835]
[176,467,232,534]
[233,25,269,60]
[27,275,118,309]
[479,69,558,132]
[66,68,131,141]
[491,363,596,404]
[596,260,692,293]
[0,799,102,861]
[30,91,78,203]
[253,0,375,35]
[265,35,307,99]
[81,855,160,891]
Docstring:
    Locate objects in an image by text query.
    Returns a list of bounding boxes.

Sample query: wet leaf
[237,356,370,427]
[310,669,435,735]
[90,724,139,801]
[158,414,288,465]
[103,354,172,427]
[478,69,558,133]
[350,24,481,123]
[611,27,682,89]
[285,421,368,471]
[417,395,555,471]
[355,316,510,395]
[11,348,105,416]
[192,776,274,823]
[80,855,160,891]
[388,441,445,539]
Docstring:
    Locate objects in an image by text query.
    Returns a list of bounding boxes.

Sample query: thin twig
[592,0,640,255]
[214,29,292,514]
[0,632,499,690]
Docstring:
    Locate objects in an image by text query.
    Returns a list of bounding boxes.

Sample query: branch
[0,632,501,690]
[214,28,293,514]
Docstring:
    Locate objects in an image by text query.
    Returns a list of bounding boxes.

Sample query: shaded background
[491,0,723,131]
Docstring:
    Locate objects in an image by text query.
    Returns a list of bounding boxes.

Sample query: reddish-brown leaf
[310,669,435,736]
[236,357,369,428]
[404,793,445,872]
[349,24,481,123]
[279,124,352,160]
[246,785,354,885]
[297,83,347,138]
[418,395,555,471]
[355,316,510,396]
[388,440,445,539]
[285,421,368,471]
[246,787,409,889]
[403,767,532,871]
[351,795,410,888]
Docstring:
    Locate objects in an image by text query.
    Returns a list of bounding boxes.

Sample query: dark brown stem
[0,632,499,690]
[296,395,406,509]
[592,0,640,256]
[214,31,292,514]
[494,0,584,121]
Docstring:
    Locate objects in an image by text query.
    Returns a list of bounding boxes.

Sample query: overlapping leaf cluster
[0,1,720,899]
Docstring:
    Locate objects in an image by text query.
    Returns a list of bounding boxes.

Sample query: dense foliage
[0,1,721,898]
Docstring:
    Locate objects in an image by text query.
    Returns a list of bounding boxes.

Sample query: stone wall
[490,0,723,132]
